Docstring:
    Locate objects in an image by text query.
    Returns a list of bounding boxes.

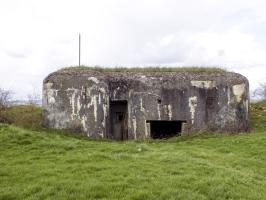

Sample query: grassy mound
[0,102,266,199]
[59,65,227,73]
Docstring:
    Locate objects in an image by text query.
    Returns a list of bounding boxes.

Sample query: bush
[0,88,12,123]
[0,109,11,123]
[254,83,266,100]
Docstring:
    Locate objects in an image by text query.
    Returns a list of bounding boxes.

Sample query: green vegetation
[7,105,42,129]
[0,102,266,199]
[59,65,227,73]
[251,101,266,132]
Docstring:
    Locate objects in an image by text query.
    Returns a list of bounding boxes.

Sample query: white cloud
[0,0,265,99]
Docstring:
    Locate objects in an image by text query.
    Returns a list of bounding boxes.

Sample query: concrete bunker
[42,67,250,140]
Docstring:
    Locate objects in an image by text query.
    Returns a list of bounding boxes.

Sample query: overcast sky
[1,0,266,99]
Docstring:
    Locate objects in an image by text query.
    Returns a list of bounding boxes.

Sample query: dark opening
[110,100,128,140]
[117,113,124,121]
[148,120,185,139]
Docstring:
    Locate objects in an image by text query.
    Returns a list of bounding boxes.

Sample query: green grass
[0,102,266,200]
[58,65,227,73]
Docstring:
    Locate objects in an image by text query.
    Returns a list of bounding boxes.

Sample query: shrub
[0,88,12,123]
[254,83,266,100]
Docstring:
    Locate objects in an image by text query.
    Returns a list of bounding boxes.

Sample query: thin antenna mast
[79,33,81,66]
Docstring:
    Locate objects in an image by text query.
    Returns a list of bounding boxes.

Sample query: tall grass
[59,65,227,73]
[6,105,42,129]
[250,101,266,132]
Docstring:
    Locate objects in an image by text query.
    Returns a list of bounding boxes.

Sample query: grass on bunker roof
[59,65,227,73]
[0,102,266,199]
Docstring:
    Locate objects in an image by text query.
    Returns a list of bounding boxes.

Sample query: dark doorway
[110,100,128,140]
[148,120,185,139]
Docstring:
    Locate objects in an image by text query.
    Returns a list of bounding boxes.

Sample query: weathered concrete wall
[43,70,250,139]
[43,72,109,138]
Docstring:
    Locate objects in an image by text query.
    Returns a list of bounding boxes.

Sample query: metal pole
[79,33,81,66]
